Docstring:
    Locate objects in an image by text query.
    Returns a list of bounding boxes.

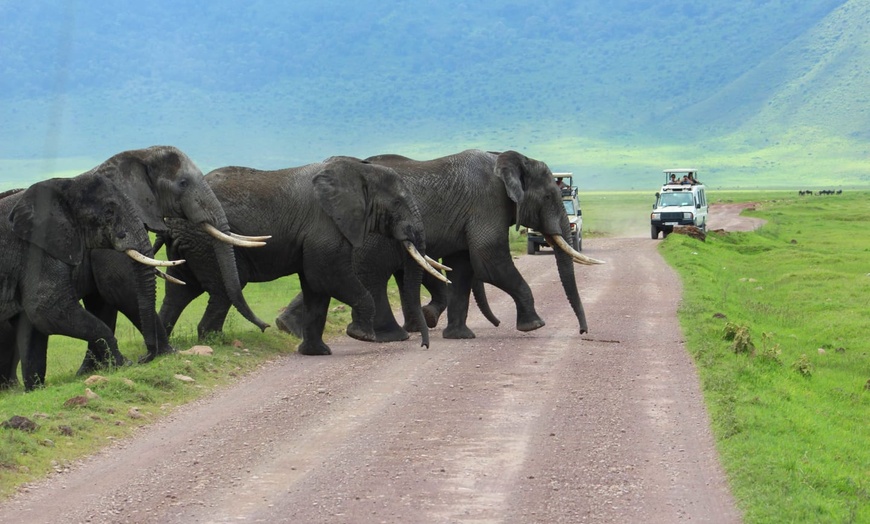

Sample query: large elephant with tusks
[278,149,603,342]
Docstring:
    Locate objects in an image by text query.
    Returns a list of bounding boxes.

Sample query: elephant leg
[0,319,20,389]
[275,293,305,339]
[198,294,232,340]
[363,281,409,342]
[159,280,205,338]
[16,317,49,391]
[442,254,476,339]
[398,270,447,332]
[472,251,544,333]
[78,294,132,375]
[296,277,332,356]
[28,293,127,379]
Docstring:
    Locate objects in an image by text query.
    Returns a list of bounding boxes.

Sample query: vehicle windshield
[659,192,695,207]
[563,200,575,215]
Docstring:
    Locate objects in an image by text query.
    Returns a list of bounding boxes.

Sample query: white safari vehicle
[527,172,583,253]
[650,168,708,239]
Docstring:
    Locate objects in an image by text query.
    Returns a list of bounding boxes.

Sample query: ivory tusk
[125,249,186,267]
[424,255,452,272]
[155,269,187,285]
[404,241,451,284]
[230,232,272,242]
[547,235,606,265]
[202,223,267,247]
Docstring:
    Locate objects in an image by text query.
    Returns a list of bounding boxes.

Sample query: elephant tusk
[424,255,452,272]
[125,249,186,267]
[547,235,605,265]
[155,269,187,285]
[202,223,267,247]
[230,231,272,242]
[404,241,451,284]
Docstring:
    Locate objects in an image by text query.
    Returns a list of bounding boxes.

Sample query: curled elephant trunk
[125,249,185,267]
[404,241,451,284]
[201,223,270,248]
[545,234,605,265]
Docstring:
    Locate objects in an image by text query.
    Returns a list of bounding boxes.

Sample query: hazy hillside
[1,0,866,190]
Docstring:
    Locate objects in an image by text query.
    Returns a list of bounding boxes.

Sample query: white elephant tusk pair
[404,242,452,284]
[202,223,269,247]
[424,255,452,272]
[546,235,606,265]
[125,249,186,267]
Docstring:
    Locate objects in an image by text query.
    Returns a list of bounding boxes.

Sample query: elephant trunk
[551,225,589,334]
[132,260,161,357]
[401,261,429,348]
[212,238,270,332]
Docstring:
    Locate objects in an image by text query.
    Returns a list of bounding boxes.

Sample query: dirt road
[0,205,756,523]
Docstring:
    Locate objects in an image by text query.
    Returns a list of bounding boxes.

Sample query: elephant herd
[0,146,602,391]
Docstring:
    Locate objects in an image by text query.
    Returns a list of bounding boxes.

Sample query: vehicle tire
[577,233,583,251]
[651,225,659,239]
[527,240,536,255]
[572,232,580,252]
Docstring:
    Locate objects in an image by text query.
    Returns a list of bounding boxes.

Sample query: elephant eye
[178,177,190,189]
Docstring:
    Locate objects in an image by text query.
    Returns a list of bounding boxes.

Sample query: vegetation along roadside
[660,190,869,523]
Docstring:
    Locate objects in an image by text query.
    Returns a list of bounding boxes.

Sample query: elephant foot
[443,325,476,339]
[346,322,377,342]
[138,345,177,364]
[275,310,304,339]
[76,350,131,376]
[375,326,410,343]
[517,317,546,332]
[0,376,20,389]
[422,304,445,328]
[297,340,332,356]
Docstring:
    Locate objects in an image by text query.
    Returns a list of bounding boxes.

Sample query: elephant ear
[108,150,169,232]
[9,179,84,265]
[312,165,368,247]
[495,151,527,205]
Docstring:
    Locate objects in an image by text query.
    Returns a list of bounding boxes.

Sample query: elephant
[277,149,603,342]
[0,175,182,390]
[71,146,272,376]
[157,156,445,356]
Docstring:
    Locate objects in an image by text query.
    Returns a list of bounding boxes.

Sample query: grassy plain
[1,189,868,524]
[660,190,870,522]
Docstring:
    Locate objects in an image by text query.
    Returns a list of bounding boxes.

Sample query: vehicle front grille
[660,212,684,221]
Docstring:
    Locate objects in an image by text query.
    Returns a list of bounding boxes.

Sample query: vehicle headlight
[651,213,660,220]
[683,212,693,220]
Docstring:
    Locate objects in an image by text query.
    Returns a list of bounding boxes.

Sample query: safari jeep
[528,172,583,253]
[650,168,708,239]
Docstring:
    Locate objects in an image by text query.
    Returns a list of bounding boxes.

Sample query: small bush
[791,354,814,377]
[723,322,755,354]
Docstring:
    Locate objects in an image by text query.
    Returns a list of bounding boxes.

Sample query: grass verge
[659,190,870,522]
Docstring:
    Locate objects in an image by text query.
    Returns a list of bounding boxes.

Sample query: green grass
[659,190,870,522]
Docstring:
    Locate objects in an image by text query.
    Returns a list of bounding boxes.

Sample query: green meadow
[1,189,868,523]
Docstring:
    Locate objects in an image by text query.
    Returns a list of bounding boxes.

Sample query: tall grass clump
[660,191,870,523]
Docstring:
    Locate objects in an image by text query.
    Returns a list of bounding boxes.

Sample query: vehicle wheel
[651,225,659,239]
[527,240,536,255]
[577,233,583,251]
[572,232,580,251]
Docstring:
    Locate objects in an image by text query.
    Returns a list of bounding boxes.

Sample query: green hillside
[0,0,867,190]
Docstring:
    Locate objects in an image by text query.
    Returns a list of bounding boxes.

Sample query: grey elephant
[278,149,602,342]
[157,156,445,356]
[70,146,271,376]
[0,175,181,390]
